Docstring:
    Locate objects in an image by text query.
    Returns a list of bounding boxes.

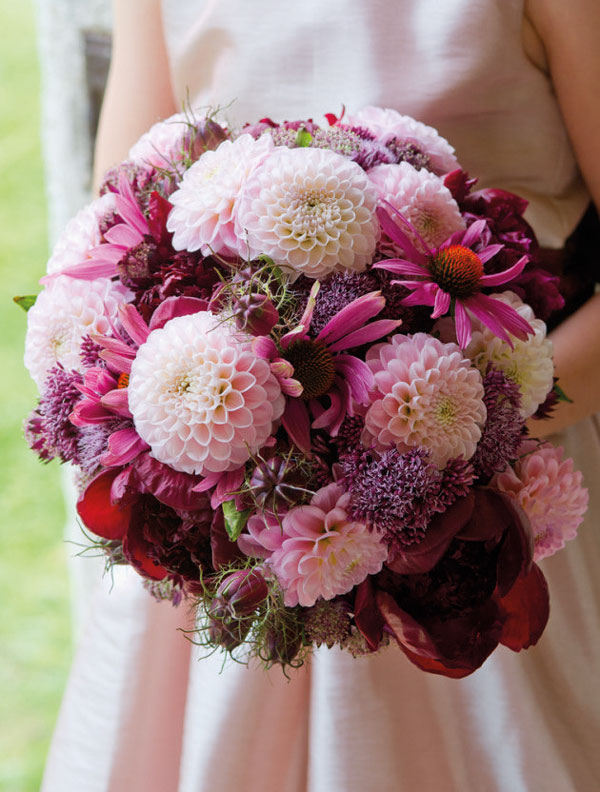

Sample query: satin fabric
[42,2,600,789]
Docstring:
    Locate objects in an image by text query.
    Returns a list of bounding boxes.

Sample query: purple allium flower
[385,138,432,171]
[332,415,366,456]
[308,271,381,337]
[304,598,352,648]
[28,365,83,464]
[472,366,525,479]
[77,420,124,477]
[79,335,104,368]
[340,447,474,555]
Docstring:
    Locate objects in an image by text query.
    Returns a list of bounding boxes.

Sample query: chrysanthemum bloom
[363,333,486,468]
[234,146,380,279]
[464,291,554,418]
[254,283,401,452]
[46,193,116,274]
[128,310,284,475]
[494,443,588,561]
[375,207,533,348]
[24,275,130,389]
[269,482,388,607]
[345,106,459,174]
[369,162,464,249]
[167,133,274,256]
[128,112,228,169]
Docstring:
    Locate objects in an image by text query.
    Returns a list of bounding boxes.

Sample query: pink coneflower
[374,206,533,348]
[254,282,401,453]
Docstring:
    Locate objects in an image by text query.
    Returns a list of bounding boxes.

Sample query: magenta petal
[192,470,221,493]
[318,291,385,346]
[131,452,208,510]
[41,259,118,282]
[497,564,550,651]
[400,282,437,307]
[103,223,142,248]
[252,335,279,360]
[116,173,148,237]
[281,281,320,349]
[100,388,132,417]
[281,398,312,454]
[373,258,429,278]
[70,401,112,426]
[328,318,403,352]
[213,467,246,509]
[100,427,149,467]
[460,218,487,248]
[149,296,209,331]
[431,288,451,319]
[477,243,504,265]
[479,254,528,286]
[376,204,430,263]
[334,354,373,403]
[354,578,385,651]
[99,348,135,374]
[119,304,150,346]
[454,300,472,348]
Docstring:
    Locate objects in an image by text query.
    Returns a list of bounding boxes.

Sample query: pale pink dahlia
[464,291,554,419]
[127,311,284,475]
[128,112,228,169]
[269,483,388,607]
[369,162,464,249]
[346,106,459,174]
[363,333,486,468]
[494,443,588,561]
[24,275,131,389]
[167,133,273,256]
[46,193,116,275]
[234,146,379,279]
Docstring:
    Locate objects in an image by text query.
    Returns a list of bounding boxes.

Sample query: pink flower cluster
[22,106,586,675]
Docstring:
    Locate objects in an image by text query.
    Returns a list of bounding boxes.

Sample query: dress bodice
[161,0,589,248]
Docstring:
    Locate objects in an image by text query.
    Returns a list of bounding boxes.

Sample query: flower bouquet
[20,106,588,677]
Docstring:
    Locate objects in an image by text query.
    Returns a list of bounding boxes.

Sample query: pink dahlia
[167,133,273,256]
[369,162,464,249]
[375,207,533,348]
[128,112,227,170]
[254,282,401,453]
[46,192,116,275]
[24,275,130,389]
[363,333,486,468]
[128,310,284,475]
[345,106,459,174]
[234,146,379,279]
[493,443,588,561]
[270,483,388,607]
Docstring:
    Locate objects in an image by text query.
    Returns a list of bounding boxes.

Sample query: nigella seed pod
[233,293,279,336]
[249,456,301,510]
[207,598,250,651]
[262,624,304,667]
[186,120,229,162]
[216,568,269,617]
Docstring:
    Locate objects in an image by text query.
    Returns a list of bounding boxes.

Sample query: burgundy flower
[357,488,549,677]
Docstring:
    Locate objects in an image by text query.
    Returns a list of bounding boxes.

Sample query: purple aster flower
[472,366,525,479]
[340,447,474,556]
[27,365,83,464]
[375,205,534,348]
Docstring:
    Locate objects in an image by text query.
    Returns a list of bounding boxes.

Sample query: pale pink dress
[42,2,600,790]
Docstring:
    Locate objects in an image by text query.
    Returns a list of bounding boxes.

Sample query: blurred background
[0,2,110,788]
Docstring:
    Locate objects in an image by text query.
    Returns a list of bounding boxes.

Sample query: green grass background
[0,2,72,790]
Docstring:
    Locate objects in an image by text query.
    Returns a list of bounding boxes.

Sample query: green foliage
[222,499,251,541]
[13,294,37,311]
[295,128,313,147]
[554,381,573,404]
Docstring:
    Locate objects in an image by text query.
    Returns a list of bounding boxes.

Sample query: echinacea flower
[128,310,285,475]
[254,282,402,452]
[363,333,486,468]
[494,442,588,561]
[167,133,274,256]
[234,146,380,279]
[375,207,534,348]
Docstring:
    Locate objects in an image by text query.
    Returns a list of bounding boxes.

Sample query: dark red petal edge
[76,468,132,540]
[497,564,550,651]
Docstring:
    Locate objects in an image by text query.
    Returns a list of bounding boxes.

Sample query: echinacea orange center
[117,373,130,389]
[285,339,336,400]
[429,244,484,298]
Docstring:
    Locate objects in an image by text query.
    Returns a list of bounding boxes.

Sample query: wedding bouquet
[21,106,588,677]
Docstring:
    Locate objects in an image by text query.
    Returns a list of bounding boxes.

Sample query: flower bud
[186,120,229,162]
[216,568,269,616]
[233,293,279,336]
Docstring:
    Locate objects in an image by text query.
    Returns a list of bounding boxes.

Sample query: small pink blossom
[493,443,588,561]
[269,483,388,607]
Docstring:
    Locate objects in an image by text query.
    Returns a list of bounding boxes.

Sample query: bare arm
[93,0,177,189]
[526,0,600,436]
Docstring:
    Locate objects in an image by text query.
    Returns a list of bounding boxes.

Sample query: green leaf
[13,294,37,312]
[295,128,313,147]
[554,382,573,404]
[222,500,251,542]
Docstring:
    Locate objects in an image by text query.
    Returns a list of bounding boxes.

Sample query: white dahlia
[46,192,116,275]
[234,146,379,280]
[166,133,273,256]
[128,311,285,475]
[363,333,486,468]
[465,291,554,418]
[369,162,464,248]
[346,106,459,175]
[24,275,130,389]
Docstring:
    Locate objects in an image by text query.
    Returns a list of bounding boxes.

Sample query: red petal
[76,468,132,540]
[497,564,550,651]
[354,578,385,651]
[122,531,168,581]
